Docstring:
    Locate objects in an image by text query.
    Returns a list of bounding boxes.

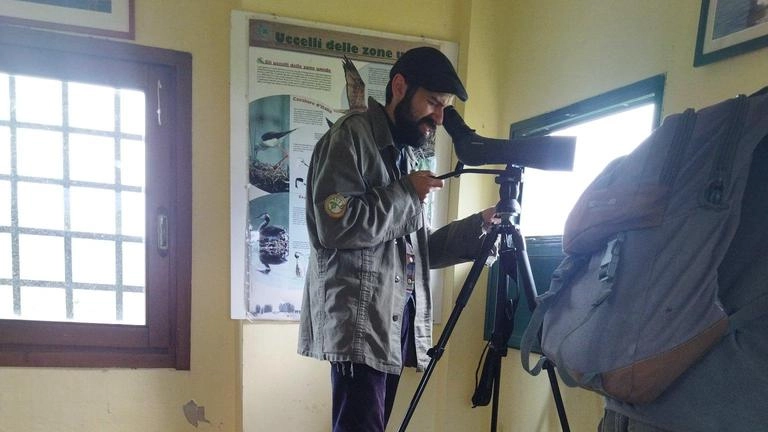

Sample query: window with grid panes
[0,25,191,369]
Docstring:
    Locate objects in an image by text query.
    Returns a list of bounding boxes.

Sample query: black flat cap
[390,46,468,101]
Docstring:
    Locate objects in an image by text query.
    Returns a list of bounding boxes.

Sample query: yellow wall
[2,0,767,431]
[495,0,768,128]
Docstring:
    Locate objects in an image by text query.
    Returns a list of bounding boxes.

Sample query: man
[297,46,497,432]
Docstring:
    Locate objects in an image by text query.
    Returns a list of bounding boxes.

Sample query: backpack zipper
[703,95,749,208]
[659,108,697,186]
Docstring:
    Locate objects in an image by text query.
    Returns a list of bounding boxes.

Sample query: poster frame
[0,0,134,40]
[694,0,768,66]
[230,11,459,321]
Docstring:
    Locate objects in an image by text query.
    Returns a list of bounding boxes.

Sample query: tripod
[398,165,570,432]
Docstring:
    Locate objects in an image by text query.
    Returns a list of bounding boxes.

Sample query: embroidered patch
[324,193,348,219]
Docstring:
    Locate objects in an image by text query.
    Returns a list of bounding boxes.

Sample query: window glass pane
[68,82,115,132]
[553,104,653,183]
[0,285,13,319]
[19,234,64,282]
[123,291,146,325]
[122,240,145,287]
[120,138,145,187]
[2,73,151,330]
[17,182,63,230]
[120,89,145,136]
[69,133,116,183]
[15,76,62,126]
[20,286,65,321]
[16,128,63,179]
[17,182,64,230]
[71,238,115,285]
[0,73,9,121]
[0,180,9,227]
[0,126,9,175]
[520,104,654,236]
[121,191,145,237]
[0,233,10,279]
[73,289,116,323]
[70,187,115,234]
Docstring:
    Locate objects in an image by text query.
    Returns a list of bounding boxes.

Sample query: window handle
[157,211,169,256]
[156,79,163,126]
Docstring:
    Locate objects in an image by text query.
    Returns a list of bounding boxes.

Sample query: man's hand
[481,206,501,233]
[407,170,443,202]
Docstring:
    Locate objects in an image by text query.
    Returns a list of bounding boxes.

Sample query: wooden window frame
[0,25,192,369]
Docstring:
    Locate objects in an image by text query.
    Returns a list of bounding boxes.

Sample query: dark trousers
[331,294,416,432]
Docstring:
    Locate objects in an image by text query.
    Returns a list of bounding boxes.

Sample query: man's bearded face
[393,87,437,149]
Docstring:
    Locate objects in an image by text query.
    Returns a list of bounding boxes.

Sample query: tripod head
[493,165,523,220]
[434,163,524,224]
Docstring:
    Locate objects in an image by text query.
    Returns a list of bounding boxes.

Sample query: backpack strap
[520,254,581,376]
[521,233,625,384]
[728,292,768,332]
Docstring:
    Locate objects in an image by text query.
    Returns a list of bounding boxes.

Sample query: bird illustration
[250,128,295,193]
[294,252,303,278]
[342,56,366,112]
[258,128,297,151]
[294,178,306,199]
[253,212,289,274]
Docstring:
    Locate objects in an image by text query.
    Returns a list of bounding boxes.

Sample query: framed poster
[230,11,458,320]
[0,0,134,39]
[694,0,768,66]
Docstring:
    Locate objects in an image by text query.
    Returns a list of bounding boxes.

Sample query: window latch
[156,79,163,126]
[157,211,169,256]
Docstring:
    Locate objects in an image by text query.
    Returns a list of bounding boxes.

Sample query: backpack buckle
[598,234,624,282]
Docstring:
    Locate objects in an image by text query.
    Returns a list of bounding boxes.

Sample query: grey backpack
[521,88,768,404]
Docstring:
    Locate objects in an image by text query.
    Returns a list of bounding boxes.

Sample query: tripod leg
[489,232,517,432]
[491,357,501,432]
[545,360,571,432]
[510,229,571,432]
[473,228,517,406]
[511,228,538,310]
[398,228,500,432]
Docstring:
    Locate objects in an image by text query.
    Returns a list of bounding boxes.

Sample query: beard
[392,90,437,149]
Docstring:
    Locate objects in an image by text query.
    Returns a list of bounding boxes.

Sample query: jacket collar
[367,97,396,153]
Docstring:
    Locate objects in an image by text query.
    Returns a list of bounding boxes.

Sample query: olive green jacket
[297,98,487,374]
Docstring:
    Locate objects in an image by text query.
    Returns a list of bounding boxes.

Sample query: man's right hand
[407,170,443,202]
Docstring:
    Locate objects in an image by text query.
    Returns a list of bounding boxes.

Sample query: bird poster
[230,15,455,320]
